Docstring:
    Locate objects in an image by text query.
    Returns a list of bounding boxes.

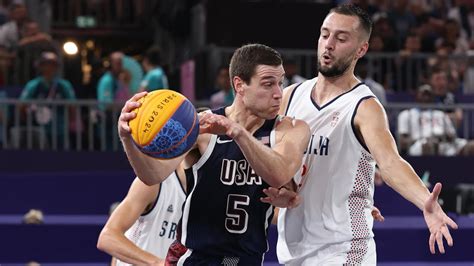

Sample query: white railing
[0,99,473,152]
[201,46,469,92]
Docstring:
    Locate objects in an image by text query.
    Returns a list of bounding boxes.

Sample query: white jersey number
[225,194,249,234]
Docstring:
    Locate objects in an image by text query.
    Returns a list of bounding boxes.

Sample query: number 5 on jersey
[226,194,249,234]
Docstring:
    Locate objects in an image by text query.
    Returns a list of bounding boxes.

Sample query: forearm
[380,156,430,210]
[98,228,162,265]
[121,136,179,185]
[234,130,296,187]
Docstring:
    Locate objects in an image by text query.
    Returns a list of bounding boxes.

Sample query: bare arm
[356,99,429,208]
[118,92,186,185]
[97,178,163,265]
[200,113,310,188]
[355,98,458,254]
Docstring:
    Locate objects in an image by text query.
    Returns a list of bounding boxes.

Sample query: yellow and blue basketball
[129,89,199,159]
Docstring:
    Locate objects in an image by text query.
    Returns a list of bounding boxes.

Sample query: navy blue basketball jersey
[179,107,277,264]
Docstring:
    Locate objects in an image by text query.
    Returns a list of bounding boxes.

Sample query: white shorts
[284,238,376,266]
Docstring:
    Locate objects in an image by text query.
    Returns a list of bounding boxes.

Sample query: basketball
[129,89,199,159]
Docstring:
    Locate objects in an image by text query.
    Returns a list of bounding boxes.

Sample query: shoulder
[57,79,74,89]
[354,97,386,127]
[59,80,76,98]
[149,68,165,77]
[280,81,306,115]
[98,72,113,83]
[97,73,114,89]
[21,78,40,97]
[25,77,40,89]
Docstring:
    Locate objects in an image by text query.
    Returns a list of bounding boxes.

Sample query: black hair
[144,46,162,66]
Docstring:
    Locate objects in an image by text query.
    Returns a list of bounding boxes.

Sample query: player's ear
[356,41,369,59]
[233,76,245,95]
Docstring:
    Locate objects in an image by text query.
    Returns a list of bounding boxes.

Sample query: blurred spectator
[397,84,474,156]
[282,56,306,88]
[462,50,474,94]
[0,2,28,51]
[387,0,417,49]
[396,33,426,91]
[428,47,462,94]
[412,14,439,53]
[447,0,474,42]
[19,52,76,148]
[20,52,75,102]
[0,3,7,26]
[367,33,395,90]
[356,58,387,105]
[209,65,233,109]
[426,66,463,127]
[18,20,53,48]
[436,18,470,54]
[97,51,128,108]
[372,12,398,51]
[139,46,169,92]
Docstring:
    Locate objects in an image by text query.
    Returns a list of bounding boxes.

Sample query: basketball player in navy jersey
[270,4,458,265]
[97,165,186,266]
[118,43,310,265]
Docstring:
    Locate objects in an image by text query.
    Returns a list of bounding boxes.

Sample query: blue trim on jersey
[141,180,162,217]
[350,95,375,153]
[284,82,303,116]
[310,82,364,111]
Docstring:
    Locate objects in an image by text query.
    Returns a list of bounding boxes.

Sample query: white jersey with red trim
[116,171,186,266]
[277,77,377,265]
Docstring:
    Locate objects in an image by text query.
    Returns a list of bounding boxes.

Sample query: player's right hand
[118,91,147,139]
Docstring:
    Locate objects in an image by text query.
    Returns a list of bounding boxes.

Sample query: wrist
[229,123,244,140]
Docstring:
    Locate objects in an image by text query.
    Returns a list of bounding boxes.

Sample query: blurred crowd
[0,0,473,156]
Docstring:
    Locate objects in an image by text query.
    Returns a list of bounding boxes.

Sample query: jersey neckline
[310,81,365,111]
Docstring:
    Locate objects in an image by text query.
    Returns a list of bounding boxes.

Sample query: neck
[225,102,266,134]
[313,71,360,105]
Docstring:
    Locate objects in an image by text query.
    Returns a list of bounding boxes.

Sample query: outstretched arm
[355,98,457,254]
[97,177,164,265]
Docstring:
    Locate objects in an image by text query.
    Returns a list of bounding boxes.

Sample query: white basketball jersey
[277,77,377,264]
[117,171,186,266]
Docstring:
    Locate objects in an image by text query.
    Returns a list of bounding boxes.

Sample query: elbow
[136,174,161,186]
[378,156,404,184]
[139,176,161,186]
[97,228,111,252]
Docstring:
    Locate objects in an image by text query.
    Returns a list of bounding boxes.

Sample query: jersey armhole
[284,83,303,116]
[175,169,187,195]
[141,182,162,217]
[351,96,375,153]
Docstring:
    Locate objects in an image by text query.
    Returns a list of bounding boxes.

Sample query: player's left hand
[261,187,301,209]
[423,182,458,254]
[371,206,384,222]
